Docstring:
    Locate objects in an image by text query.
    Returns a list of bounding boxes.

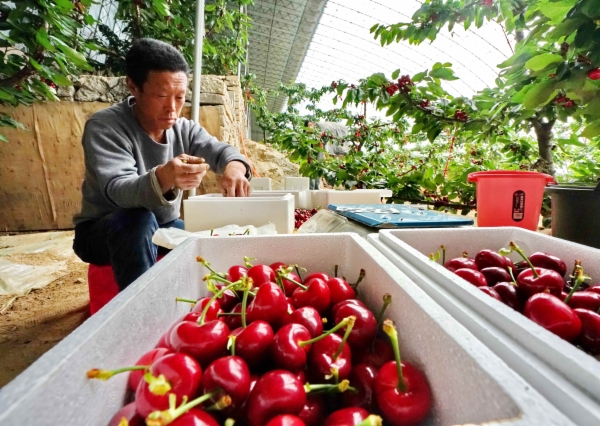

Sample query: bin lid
[468,170,555,183]
[328,204,474,228]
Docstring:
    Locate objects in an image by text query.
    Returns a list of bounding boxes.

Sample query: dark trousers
[73,209,184,291]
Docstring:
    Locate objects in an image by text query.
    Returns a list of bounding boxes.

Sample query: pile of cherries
[295,208,318,229]
[441,242,600,355]
[90,258,432,426]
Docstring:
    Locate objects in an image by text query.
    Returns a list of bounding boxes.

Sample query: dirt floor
[0,231,90,388]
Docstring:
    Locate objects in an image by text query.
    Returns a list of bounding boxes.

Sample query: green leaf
[575,21,597,48]
[0,88,15,102]
[581,0,600,17]
[391,69,400,80]
[50,36,91,70]
[427,125,442,142]
[429,68,458,81]
[0,133,8,143]
[581,119,600,139]
[522,80,559,109]
[369,73,388,86]
[54,0,75,9]
[412,71,427,82]
[524,53,563,72]
[539,0,578,23]
[36,28,55,52]
[206,4,217,12]
[152,0,170,16]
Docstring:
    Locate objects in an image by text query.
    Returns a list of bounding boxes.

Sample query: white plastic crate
[184,193,294,234]
[370,227,600,426]
[285,176,310,190]
[312,189,383,208]
[0,234,572,425]
[249,177,272,190]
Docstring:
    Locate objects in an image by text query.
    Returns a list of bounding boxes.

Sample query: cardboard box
[370,227,600,425]
[0,234,572,425]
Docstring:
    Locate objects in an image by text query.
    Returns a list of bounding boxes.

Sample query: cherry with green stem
[352,269,366,290]
[198,278,241,326]
[146,391,230,426]
[87,365,149,381]
[564,264,591,304]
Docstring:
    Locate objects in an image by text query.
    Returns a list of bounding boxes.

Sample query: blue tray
[327,204,474,228]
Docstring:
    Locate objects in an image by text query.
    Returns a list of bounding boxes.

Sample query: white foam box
[0,234,573,425]
[252,190,313,210]
[312,189,383,208]
[369,227,600,426]
[285,176,310,190]
[249,177,272,190]
[184,193,293,234]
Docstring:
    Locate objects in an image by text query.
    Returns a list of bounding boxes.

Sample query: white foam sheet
[372,227,600,425]
[0,234,572,425]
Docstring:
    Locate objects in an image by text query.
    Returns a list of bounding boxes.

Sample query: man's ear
[125,77,140,96]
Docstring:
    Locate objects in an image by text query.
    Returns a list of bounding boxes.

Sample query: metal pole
[189,0,205,197]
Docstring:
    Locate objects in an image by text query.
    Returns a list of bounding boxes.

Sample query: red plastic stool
[88,255,164,315]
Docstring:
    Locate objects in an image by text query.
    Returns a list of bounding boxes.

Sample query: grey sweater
[73,98,250,226]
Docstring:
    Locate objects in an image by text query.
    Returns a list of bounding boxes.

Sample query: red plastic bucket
[468,170,555,231]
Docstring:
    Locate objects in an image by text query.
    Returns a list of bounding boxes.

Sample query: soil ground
[0,231,90,388]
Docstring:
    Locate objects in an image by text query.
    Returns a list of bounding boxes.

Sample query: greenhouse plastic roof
[247,0,515,141]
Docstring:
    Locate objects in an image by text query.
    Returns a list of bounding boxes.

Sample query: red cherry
[245,370,306,426]
[169,408,219,426]
[228,265,248,282]
[342,363,377,410]
[524,293,582,342]
[480,267,511,286]
[517,267,564,298]
[201,355,251,406]
[232,320,274,368]
[324,407,371,426]
[169,320,230,368]
[353,337,394,368]
[528,252,567,277]
[247,282,288,327]
[135,353,202,418]
[327,277,356,305]
[454,268,488,287]
[493,282,524,312]
[566,292,600,311]
[587,69,600,80]
[269,323,313,371]
[297,396,325,425]
[108,402,143,426]
[281,306,324,338]
[444,256,477,272]
[128,347,172,391]
[303,272,330,283]
[574,309,600,354]
[585,285,600,294]
[292,278,331,315]
[332,302,377,348]
[307,333,353,382]
[475,250,507,270]
[247,264,276,287]
[266,415,306,426]
[480,286,503,301]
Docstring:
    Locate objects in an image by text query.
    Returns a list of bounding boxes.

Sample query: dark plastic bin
[545,184,600,249]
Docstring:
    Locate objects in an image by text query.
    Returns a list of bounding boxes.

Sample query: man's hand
[156,154,209,192]
[222,161,250,197]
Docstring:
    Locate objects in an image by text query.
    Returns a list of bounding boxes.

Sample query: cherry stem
[277,271,307,290]
[210,229,214,236]
[353,269,366,290]
[86,365,149,381]
[146,390,225,426]
[375,293,392,333]
[217,312,242,317]
[196,256,226,278]
[333,316,356,360]
[228,335,236,356]
[241,278,252,328]
[295,265,304,281]
[383,319,407,393]
[356,415,383,426]
[570,260,582,287]
[564,265,589,304]
[335,264,339,277]
[300,316,355,348]
[508,242,538,278]
[441,245,446,265]
[144,372,172,396]
[224,419,236,426]
[199,280,239,326]
[175,298,197,305]
[462,250,468,258]
[304,379,355,394]
[507,267,518,286]
[243,256,255,268]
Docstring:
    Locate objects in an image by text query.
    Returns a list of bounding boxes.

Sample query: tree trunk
[532,119,556,176]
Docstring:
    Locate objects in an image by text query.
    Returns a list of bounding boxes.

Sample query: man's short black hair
[125,38,190,89]
[304,120,313,127]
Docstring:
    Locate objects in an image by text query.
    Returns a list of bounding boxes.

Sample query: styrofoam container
[313,189,383,208]
[0,234,573,425]
[184,193,293,234]
[355,188,394,198]
[285,176,310,190]
[370,227,600,425]
[252,189,313,209]
[249,177,272,190]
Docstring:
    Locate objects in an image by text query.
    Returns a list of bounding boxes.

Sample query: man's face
[127,70,187,131]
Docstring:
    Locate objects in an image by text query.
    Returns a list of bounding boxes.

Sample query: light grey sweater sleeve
[186,120,252,179]
[82,119,167,210]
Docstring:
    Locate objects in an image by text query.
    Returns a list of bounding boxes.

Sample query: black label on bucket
[512,190,525,222]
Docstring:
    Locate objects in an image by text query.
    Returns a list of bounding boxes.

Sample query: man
[73,38,251,290]
[304,120,350,190]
